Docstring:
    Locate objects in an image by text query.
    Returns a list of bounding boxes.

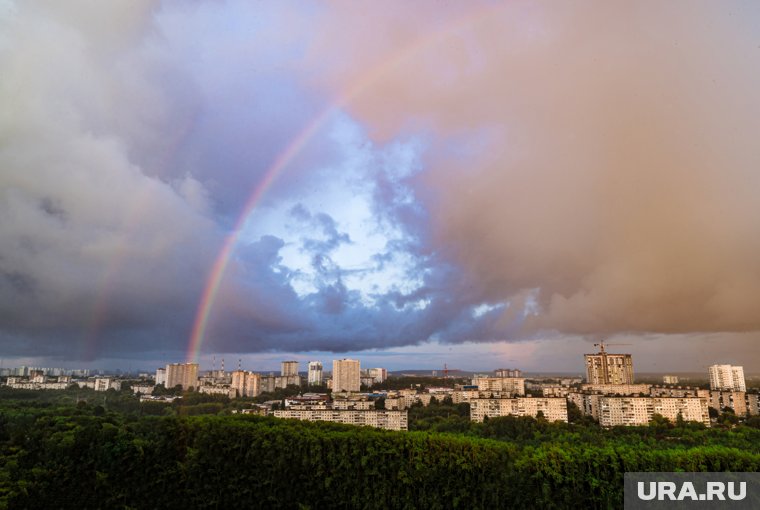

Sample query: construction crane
[593,341,631,353]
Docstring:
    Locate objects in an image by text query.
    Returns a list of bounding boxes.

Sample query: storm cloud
[1,1,759,368]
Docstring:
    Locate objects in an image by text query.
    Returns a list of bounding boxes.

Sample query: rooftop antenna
[221,358,225,373]
[238,358,242,371]
[213,355,216,373]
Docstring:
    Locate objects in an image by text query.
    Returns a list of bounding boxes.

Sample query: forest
[1,387,760,509]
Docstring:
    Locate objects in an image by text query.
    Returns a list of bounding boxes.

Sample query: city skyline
[2,2,760,372]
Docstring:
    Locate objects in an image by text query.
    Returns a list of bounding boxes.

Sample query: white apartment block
[580,384,651,396]
[197,385,236,398]
[273,409,408,431]
[94,378,122,392]
[469,398,568,423]
[494,368,522,378]
[332,359,361,393]
[652,397,710,426]
[332,399,374,410]
[663,375,679,385]
[131,384,155,395]
[6,381,70,391]
[471,377,526,396]
[709,365,746,392]
[155,367,166,386]
[570,393,710,427]
[367,368,388,383]
[540,386,571,398]
[650,386,702,398]
[307,361,323,385]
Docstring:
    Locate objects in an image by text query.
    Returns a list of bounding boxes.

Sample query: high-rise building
[281,360,299,377]
[494,368,522,378]
[367,368,387,384]
[663,375,679,385]
[165,363,199,390]
[231,370,261,397]
[472,377,526,396]
[308,361,323,386]
[155,367,166,386]
[584,347,634,385]
[708,364,746,391]
[332,359,361,393]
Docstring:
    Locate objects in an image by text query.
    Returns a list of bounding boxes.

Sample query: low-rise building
[94,378,122,392]
[197,386,236,398]
[580,383,651,395]
[131,384,155,395]
[273,409,408,431]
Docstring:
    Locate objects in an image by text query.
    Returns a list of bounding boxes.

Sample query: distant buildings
[281,361,299,377]
[165,363,199,390]
[708,364,746,392]
[494,368,522,378]
[273,408,408,431]
[307,361,323,386]
[94,377,121,392]
[332,359,361,393]
[367,368,387,384]
[584,348,634,385]
[663,375,679,385]
[471,377,525,396]
[155,367,166,386]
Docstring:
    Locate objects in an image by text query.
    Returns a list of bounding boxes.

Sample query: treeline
[3,403,760,509]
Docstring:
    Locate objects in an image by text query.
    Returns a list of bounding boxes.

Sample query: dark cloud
[5,0,758,371]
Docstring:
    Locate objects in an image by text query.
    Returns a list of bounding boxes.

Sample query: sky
[1,1,760,373]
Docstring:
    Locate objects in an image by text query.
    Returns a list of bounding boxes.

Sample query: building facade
[708,365,746,392]
[155,367,166,386]
[367,368,387,384]
[281,361,299,377]
[94,377,122,392]
[469,397,568,423]
[231,370,261,397]
[494,368,522,378]
[569,393,710,427]
[307,361,323,386]
[165,363,199,390]
[273,408,408,431]
[584,352,634,384]
[332,359,361,393]
[471,377,526,396]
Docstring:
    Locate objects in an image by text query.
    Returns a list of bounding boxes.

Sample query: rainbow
[185,3,504,363]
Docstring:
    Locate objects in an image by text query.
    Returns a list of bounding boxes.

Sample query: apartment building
[273,409,408,431]
[708,365,746,392]
[332,359,361,393]
[469,397,568,423]
[471,377,526,396]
